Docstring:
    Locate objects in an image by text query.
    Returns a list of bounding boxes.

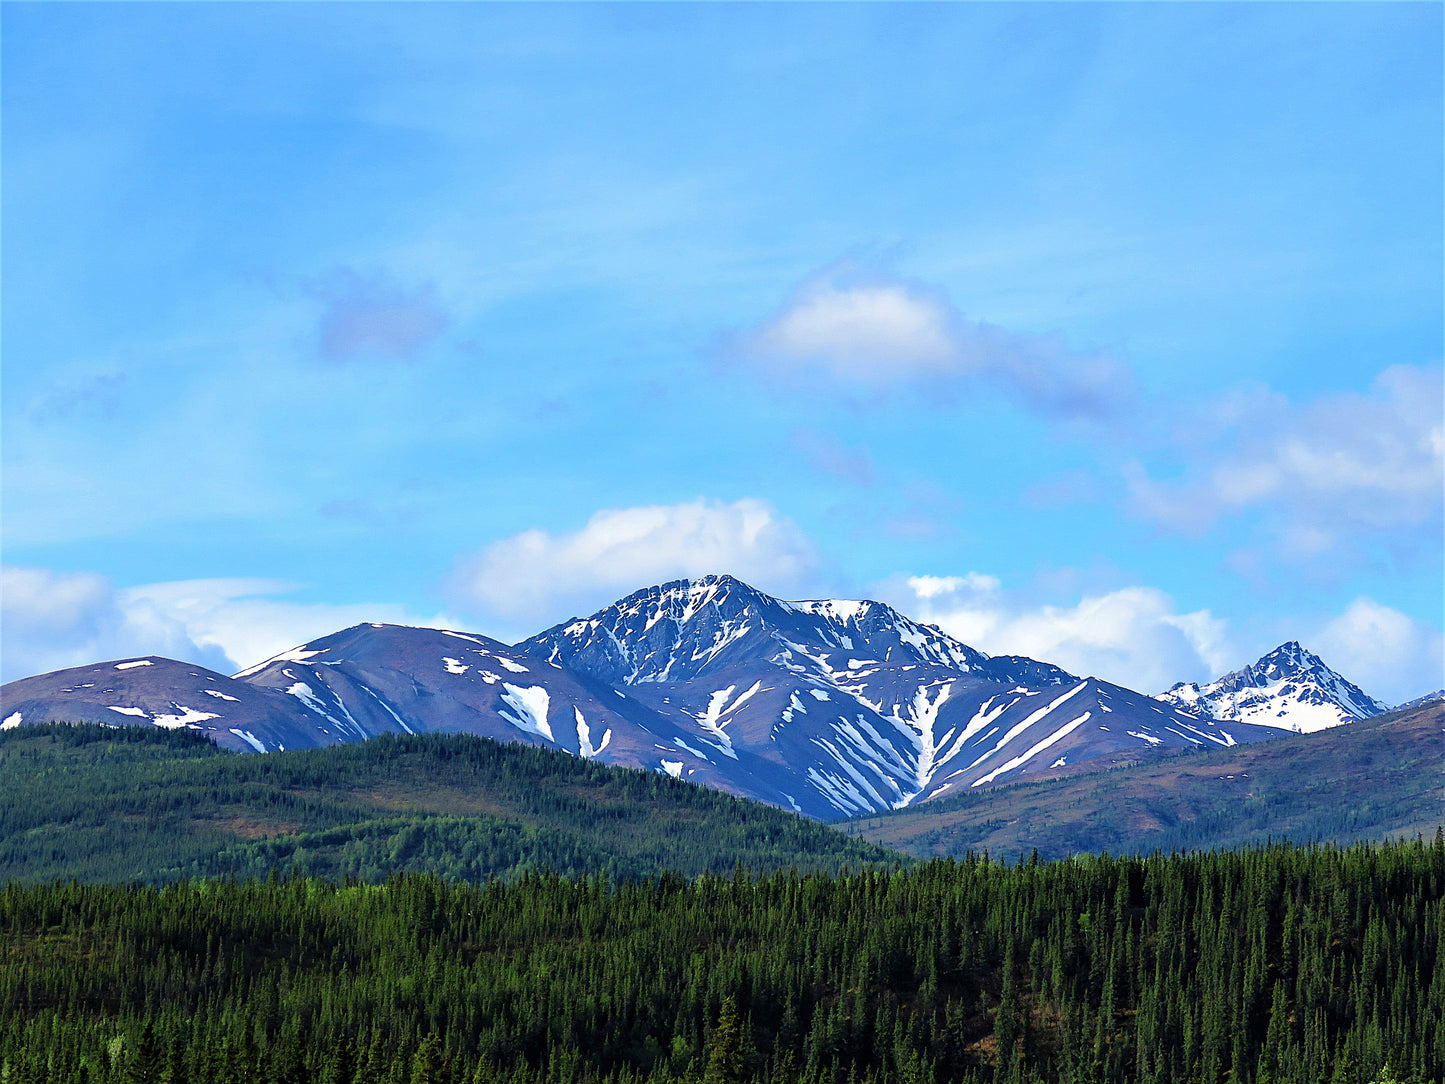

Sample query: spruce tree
[702,999,744,1084]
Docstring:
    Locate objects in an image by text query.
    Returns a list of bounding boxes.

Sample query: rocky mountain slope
[0,656,324,753]
[841,700,1444,862]
[1394,688,1445,712]
[517,575,1278,816]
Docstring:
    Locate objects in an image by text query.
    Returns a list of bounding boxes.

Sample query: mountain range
[1,573,1412,820]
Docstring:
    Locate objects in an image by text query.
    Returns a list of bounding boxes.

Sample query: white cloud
[1128,364,1444,556]
[120,578,464,673]
[447,498,820,631]
[1313,597,1444,707]
[2,567,230,682]
[746,279,960,377]
[907,572,1002,599]
[734,263,1132,420]
[1,567,462,682]
[885,572,1235,694]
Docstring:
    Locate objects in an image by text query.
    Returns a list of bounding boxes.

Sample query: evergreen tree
[703,999,745,1084]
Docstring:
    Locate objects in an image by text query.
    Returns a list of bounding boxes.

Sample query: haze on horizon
[2,3,1441,704]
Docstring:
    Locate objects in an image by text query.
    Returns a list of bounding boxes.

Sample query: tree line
[1,835,1439,1084]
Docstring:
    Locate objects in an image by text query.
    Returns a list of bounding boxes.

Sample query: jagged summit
[1255,642,1326,677]
[517,574,1002,685]
[789,597,993,673]
[607,573,785,621]
[1158,641,1388,733]
[519,574,800,685]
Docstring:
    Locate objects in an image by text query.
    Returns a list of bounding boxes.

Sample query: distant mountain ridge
[1157,641,1390,733]
[521,576,1077,687]
[0,573,1346,820]
[1394,689,1445,712]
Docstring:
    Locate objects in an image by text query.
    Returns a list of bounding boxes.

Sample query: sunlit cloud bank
[447,498,820,635]
[1314,597,1444,706]
[882,571,1440,705]
[1,567,462,682]
[883,572,1234,694]
[5,557,1437,707]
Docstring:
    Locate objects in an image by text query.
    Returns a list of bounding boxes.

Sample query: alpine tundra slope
[0,574,1333,819]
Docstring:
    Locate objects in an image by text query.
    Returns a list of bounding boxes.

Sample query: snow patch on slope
[151,706,220,729]
[973,710,1092,787]
[574,706,610,758]
[500,684,553,741]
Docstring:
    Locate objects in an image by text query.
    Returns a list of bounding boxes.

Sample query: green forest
[0,724,895,884]
[2,725,1440,1084]
[3,836,1440,1084]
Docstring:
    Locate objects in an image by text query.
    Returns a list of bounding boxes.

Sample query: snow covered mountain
[1156,642,1389,733]
[518,574,1070,687]
[2,573,1286,820]
[516,575,1279,816]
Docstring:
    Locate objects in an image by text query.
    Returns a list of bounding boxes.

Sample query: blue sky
[4,2,1441,702]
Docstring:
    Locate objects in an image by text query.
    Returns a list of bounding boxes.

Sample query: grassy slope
[0,725,901,884]
[839,702,1443,862]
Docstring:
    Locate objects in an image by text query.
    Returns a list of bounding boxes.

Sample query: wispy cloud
[1127,363,1443,563]
[1021,469,1100,510]
[788,428,876,486]
[24,372,128,423]
[305,268,450,362]
[728,261,1134,421]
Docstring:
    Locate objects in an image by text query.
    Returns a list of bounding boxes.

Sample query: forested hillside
[2,839,1439,1083]
[0,724,896,883]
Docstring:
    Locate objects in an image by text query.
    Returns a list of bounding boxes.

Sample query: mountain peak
[1257,641,1318,669]
[519,575,1000,685]
[1157,642,1387,733]
[607,573,788,620]
[232,621,512,678]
